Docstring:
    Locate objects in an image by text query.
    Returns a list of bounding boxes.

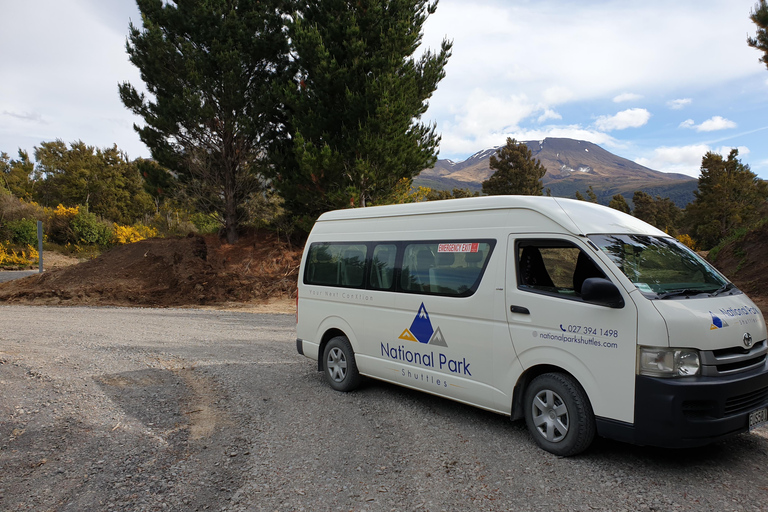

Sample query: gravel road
[2,305,768,511]
[0,271,38,284]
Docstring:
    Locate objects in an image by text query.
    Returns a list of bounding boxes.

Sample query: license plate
[749,407,768,430]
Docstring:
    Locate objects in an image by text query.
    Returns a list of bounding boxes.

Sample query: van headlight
[639,347,701,377]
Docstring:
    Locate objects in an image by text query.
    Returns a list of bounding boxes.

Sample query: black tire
[322,336,361,392]
[523,372,595,456]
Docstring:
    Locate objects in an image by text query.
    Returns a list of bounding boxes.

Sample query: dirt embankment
[0,231,302,312]
[708,223,768,312]
[1,226,768,313]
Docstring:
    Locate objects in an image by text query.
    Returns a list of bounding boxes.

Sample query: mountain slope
[416,138,697,207]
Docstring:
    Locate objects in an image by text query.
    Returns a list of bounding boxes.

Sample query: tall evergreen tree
[748,0,768,70]
[586,186,598,203]
[632,191,657,225]
[136,158,176,213]
[273,0,452,225]
[608,194,630,213]
[684,150,768,249]
[481,138,546,196]
[632,190,681,234]
[119,0,290,243]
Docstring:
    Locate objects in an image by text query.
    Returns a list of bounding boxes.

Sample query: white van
[296,196,768,455]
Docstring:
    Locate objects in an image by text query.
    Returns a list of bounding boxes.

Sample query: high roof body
[316,195,667,237]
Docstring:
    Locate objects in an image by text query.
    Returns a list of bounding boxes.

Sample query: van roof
[316,195,668,237]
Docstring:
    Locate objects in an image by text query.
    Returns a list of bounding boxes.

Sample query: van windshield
[588,234,732,299]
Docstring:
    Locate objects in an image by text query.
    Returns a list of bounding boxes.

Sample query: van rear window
[304,240,494,296]
[305,243,367,287]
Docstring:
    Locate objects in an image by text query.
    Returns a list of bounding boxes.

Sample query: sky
[1,0,767,179]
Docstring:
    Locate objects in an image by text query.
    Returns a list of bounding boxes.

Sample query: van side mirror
[581,277,624,308]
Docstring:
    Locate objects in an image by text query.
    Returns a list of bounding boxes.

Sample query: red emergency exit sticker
[437,243,479,253]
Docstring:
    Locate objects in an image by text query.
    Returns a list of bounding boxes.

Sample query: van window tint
[401,242,492,296]
[370,244,396,290]
[517,241,605,297]
[305,243,367,287]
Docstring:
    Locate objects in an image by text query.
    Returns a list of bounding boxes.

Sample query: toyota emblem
[743,333,754,348]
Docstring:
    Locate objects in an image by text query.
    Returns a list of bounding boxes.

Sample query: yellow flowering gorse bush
[0,243,38,268]
[676,233,697,251]
[53,204,80,218]
[112,223,158,245]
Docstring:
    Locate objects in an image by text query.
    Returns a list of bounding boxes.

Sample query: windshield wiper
[712,282,736,296]
[657,289,711,299]
[657,284,735,299]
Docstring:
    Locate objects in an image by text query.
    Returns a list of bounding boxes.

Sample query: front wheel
[322,336,361,392]
[523,372,595,456]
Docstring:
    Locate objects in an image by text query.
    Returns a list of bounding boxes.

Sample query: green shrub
[190,212,220,234]
[5,218,38,246]
[71,211,113,246]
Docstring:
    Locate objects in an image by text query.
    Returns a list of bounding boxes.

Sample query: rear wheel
[524,372,595,456]
[322,336,361,392]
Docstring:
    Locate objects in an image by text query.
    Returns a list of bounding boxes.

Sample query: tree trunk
[223,164,239,245]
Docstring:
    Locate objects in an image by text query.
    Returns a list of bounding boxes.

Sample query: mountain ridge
[416,138,697,207]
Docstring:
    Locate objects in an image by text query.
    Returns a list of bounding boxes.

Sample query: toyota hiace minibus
[296,196,768,455]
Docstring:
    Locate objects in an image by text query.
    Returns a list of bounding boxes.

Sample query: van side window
[517,241,605,297]
[370,244,396,290]
[305,243,368,287]
[401,242,493,296]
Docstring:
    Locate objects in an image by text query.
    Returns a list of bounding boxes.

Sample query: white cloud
[613,93,643,103]
[594,108,651,131]
[679,116,737,132]
[634,143,749,177]
[449,89,538,137]
[537,109,562,123]
[635,144,711,177]
[667,98,692,110]
[424,0,759,107]
[697,116,737,132]
[541,86,574,105]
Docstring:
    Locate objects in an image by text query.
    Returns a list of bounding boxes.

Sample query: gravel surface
[0,271,38,284]
[2,305,768,511]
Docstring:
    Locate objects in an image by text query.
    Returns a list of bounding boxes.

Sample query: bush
[45,204,80,244]
[0,194,42,223]
[71,211,113,246]
[0,242,38,269]
[112,223,158,245]
[190,212,220,234]
[5,218,38,246]
[675,234,696,251]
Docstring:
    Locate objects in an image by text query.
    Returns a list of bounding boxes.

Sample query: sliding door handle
[509,305,530,315]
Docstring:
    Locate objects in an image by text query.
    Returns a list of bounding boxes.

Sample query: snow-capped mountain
[416,138,697,207]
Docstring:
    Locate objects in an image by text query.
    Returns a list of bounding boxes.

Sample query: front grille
[724,386,768,416]
[717,355,767,373]
[700,340,768,377]
[713,341,765,358]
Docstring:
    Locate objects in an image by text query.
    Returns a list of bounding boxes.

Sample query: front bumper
[597,364,768,448]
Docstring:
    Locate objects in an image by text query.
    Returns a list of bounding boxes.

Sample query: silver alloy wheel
[531,389,569,443]
[326,346,348,382]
